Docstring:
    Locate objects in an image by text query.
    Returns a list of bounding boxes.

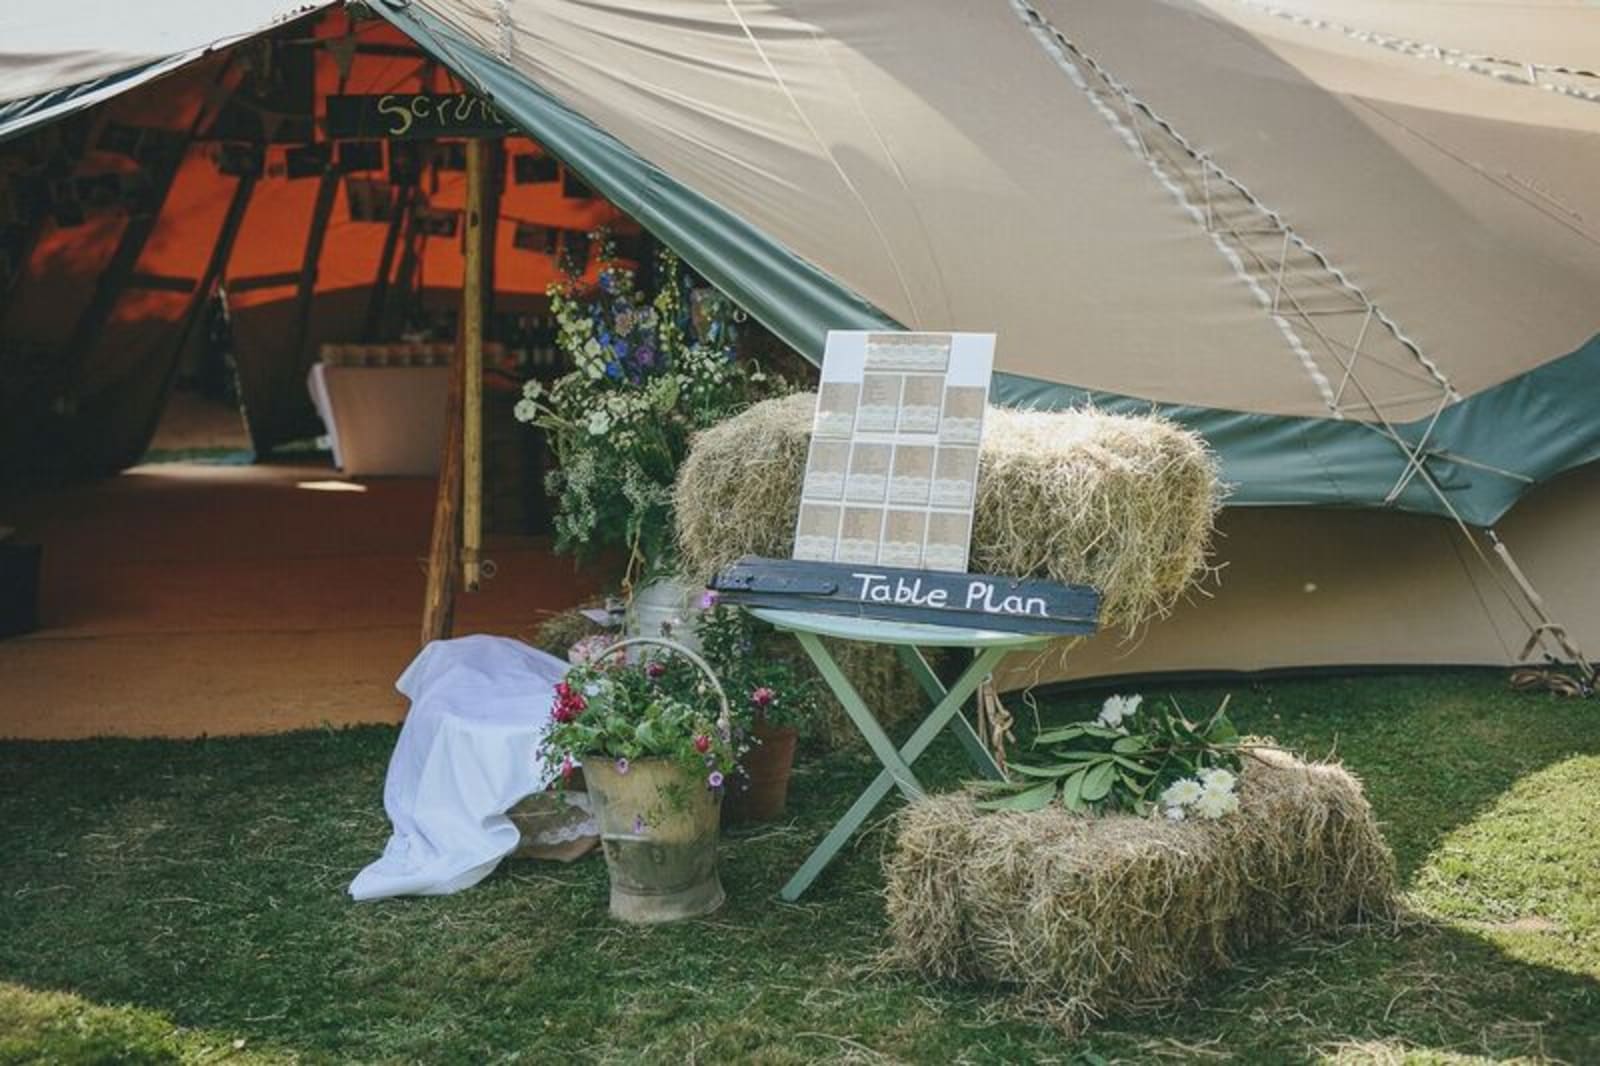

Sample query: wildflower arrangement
[690,592,819,734]
[513,233,785,585]
[541,656,740,797]
[976,693,1241,817]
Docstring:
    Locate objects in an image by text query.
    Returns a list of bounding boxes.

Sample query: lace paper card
[794,331,995,572]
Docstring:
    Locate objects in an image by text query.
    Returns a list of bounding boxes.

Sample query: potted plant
[542,636,740,923]
[692,595,820,824]
[513,235,785,635]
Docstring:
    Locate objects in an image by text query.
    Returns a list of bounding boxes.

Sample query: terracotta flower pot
[583,756,724,923]
[724,723,799,825]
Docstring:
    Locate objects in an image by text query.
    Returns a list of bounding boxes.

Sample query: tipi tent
[0,1,635,477]
[3,0,1598,682]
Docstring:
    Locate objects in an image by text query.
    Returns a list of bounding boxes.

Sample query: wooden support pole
[420,312,467,646]
[288,166,342,375]
[461,138,487,591]
[57,132,188,389]
[360,182,415,341]
[420,137,491,643]
[134,170,258,448]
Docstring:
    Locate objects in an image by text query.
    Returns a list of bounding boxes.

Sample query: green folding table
[749,607,1053,901]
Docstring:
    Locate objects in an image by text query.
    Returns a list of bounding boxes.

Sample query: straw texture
[673,393,1220,631]
[881,748,1398,1035]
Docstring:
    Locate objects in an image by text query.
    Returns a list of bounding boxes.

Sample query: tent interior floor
[0,461,603,740]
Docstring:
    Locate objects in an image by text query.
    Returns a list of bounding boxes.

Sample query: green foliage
[541,658,738,789]
[691,602,821,735]
[514,236,787,582]
[978,693,1241,815]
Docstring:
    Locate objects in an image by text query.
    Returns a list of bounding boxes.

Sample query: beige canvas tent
[3,0,1597,682]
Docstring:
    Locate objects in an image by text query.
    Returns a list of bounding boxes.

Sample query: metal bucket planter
[724,723,798,825]
[584,636,727,923]
[627,576,701,653]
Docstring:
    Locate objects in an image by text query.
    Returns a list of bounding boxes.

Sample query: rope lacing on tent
[1231,0,1600,108]
[1008,0,1457,426]
[1009,0,1596,686]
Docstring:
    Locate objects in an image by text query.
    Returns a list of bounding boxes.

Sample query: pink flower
[750,687,775,710]
[568,634,620,666]
[645,660,666,680]
[693,734,710,754]
[560,754,574,781]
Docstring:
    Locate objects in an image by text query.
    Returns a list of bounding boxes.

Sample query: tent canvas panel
[1026,460,1600,686]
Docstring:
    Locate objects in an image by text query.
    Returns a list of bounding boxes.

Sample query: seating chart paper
[793,331,995,572]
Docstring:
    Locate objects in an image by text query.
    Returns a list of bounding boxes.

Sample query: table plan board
[793,331,995,573]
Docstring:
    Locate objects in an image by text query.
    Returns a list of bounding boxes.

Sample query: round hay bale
[673,393,1221,631]
[880,748,1398,1035]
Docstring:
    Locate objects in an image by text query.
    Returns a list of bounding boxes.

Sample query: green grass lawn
[2,671,1597,1064]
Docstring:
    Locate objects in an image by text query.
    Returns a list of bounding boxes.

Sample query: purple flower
[634,346,657,368]
[698,590,720,610]
[707,771,725,789]
[615,757,630,775]
[632,814,645,834]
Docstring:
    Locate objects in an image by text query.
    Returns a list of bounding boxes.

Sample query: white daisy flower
[1199,767,1236,792]
[1161,777,1204,807]
[1097,693,1142,728]
[1193,788,1240,819]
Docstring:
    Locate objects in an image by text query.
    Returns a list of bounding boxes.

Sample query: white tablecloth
[306,363,449,476]
[349,635,571,901]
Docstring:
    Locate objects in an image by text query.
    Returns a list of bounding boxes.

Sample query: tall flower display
[514,234,784,588]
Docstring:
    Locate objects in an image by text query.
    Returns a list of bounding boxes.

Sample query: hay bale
[674,394,1220,631]
[881,748,1398,1035]
[675,392,814,585]
[527,608,604,659]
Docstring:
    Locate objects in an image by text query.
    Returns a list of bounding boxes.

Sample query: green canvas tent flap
[374,0,1600,527]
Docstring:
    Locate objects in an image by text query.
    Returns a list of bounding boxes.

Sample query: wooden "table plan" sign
[711,557,1099,637]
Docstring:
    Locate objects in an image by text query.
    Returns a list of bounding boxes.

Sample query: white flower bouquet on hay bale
[881,695,1399,1036]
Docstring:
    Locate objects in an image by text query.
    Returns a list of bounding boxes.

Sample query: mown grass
[1,670,1597,1063]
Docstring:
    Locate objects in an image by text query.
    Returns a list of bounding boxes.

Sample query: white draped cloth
[349,634,570,901]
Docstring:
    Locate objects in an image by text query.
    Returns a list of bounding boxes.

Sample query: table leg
[894,646,1004,781]
[794,632,924,802]
[780,643,1013,901]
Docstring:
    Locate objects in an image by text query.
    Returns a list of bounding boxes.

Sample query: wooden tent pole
[461,138,487,591]
[360,182,415,341]
[420,137,490,643]
[420,315,467,645]
[287,166,342,375]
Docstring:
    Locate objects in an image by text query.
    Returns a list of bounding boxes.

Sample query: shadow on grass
[1080,919,1600,1063]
